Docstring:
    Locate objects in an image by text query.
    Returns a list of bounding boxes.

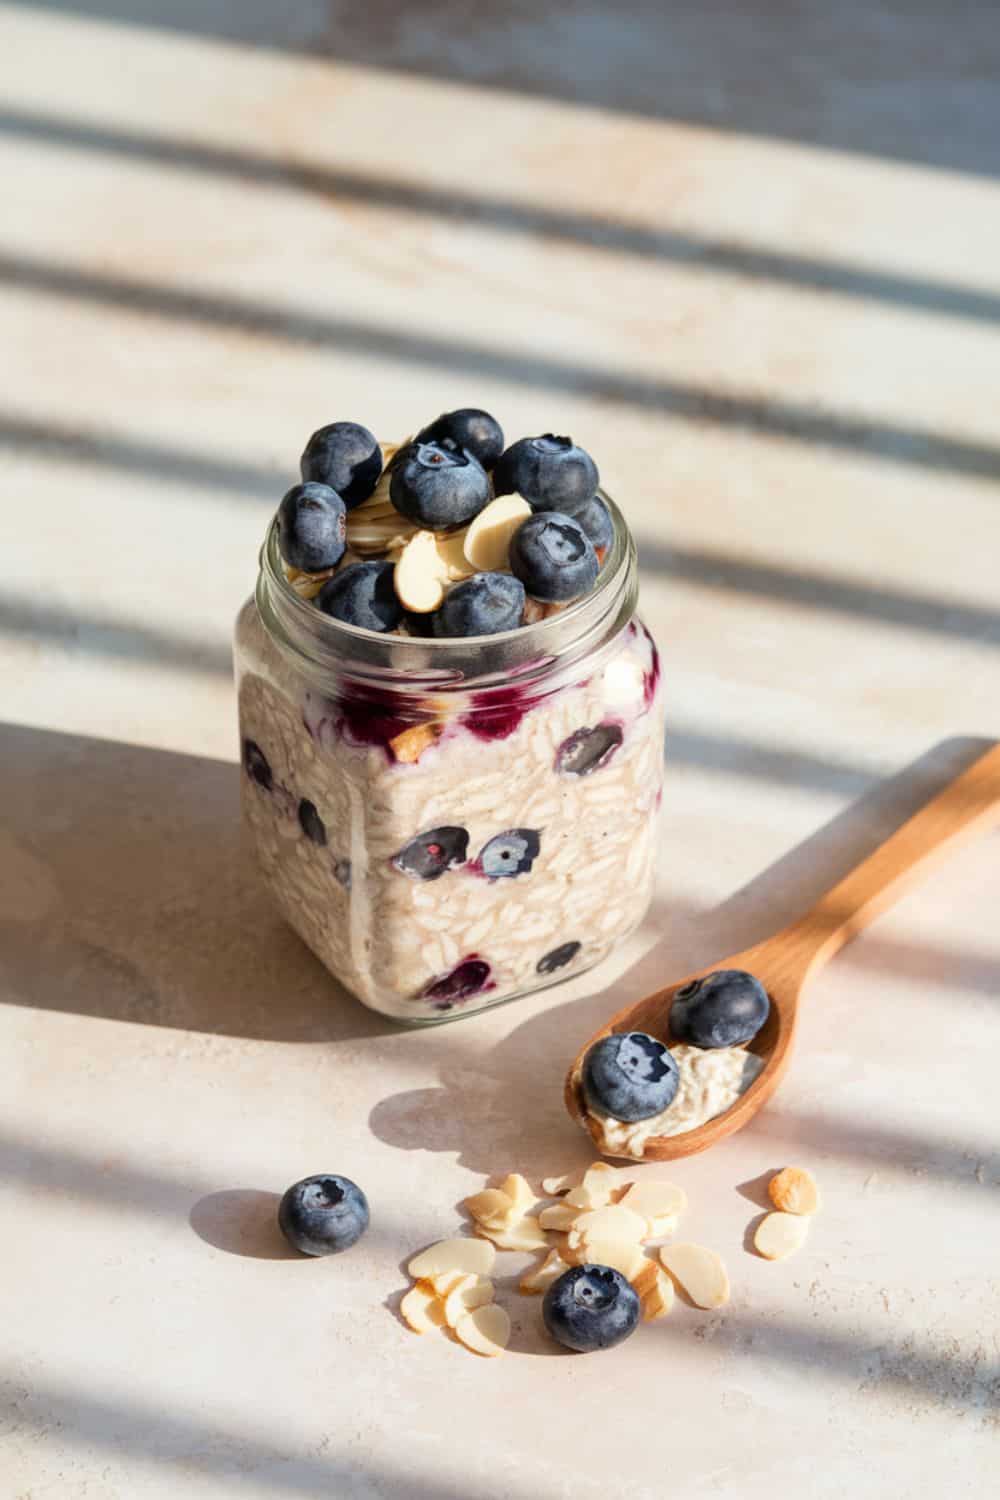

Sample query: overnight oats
[234,409,665,1023]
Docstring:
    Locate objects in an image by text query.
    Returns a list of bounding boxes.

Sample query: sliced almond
[464,1188,515,1229]
[497,1174,536,1219]
[519,1249,571,1295]
[645,1213,679,1241]
[463,495,532,571]
[567,1204,647,1247]
[659,1243,730,1309]
[618,1181,687,1223]
[408,1237,496,1280]
[389,723,442,765]
[538,1204,581,1233]
[754,1211,811,1261]
[443,1274,495,1328]
[566,1237,647,1281]
[768,1166,821,1216]
[433,530,477,582]
[400,1283,447,1334]
[429,1269,468,1298]
[475,1216,548,1252]
[455,1303,510,1357]
[642,1267,675,1321]
[541,1172,580,1197]
[565,1162,617,1210]
[393,530,447,613]
[630,1258,661,1299]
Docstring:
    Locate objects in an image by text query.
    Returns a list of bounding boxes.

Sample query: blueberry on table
[536,940,582,974]
[581,1032,680,1122]
[276,483,347,573]
[390,441,491,530]
[477,828,541,879]
[574,495,613,556]
[431,573,525,637]
[300,421,382,510]
[242,739,272,790]
[669,969,770,1049]
[297,798,327,845]
[393,826,470,880]
[542,1264,640,1353]
[315,562,404,633]
[492,434,599,516]
[278,1174,370,1256]
[509,512,599,603]
[415,408,505,470]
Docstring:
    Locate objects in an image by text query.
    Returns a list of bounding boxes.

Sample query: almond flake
[768,1167,821,1216]
[630,1258,661,1299]
[455,1303,510,1357]
[475,1216,548,1252]
[400,1283,446,1334]
[538,1204,581,1233]
[659,1243,730,1309]
[618,1181,687,1222]
[645,1213,679,1241]
[642,1267,675,1321]
[541,1172,580,1197]
[497,1174,536,1218]
[754,1211,810,1261]
[565,1162,617,1210]
[567,1237,646,1281]
[389,723,442,765]
[567,1203,647,1247]
[394,530,447,613]
[463,495,532,571]
[443,1274,494,1328]
[429,1269,468,1298]
[464,1188,515,1229]
[408,1237,496,1280]
[519,1249,571,1295]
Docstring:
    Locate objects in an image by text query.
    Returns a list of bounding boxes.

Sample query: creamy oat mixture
[236,602,664,1021]
[579,1044,765,1159]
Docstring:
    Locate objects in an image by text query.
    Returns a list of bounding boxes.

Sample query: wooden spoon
[565,741,1000,1160]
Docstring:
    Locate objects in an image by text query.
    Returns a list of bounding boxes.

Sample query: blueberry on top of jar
[509,512,599,603]
[574,495,614,557]
[414,408,505,471]
[581,1031,680,1122]
[492,434,598,516]
[393,826,470,880]
[431,573,525,638]
[390,441,491,530]
[300,421,383,511]
[669,969,770,1049]
[276,483,347,573]
[316,561,404,633]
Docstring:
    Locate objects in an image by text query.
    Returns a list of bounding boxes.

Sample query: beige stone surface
[2,3,999,1495]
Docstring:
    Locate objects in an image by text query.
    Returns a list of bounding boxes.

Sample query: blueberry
[415,408,504,470]
[298,798,327,845]
[669,969,770,1049]
[477,828,540,879]
[508,512,599,603]
[421,957,492,1010]
[575,495,613,557]
[393,826,469,880]
[536,940,581,975]
[390,441,490,530]
[315,562,403,633]
[242,739,272,790]
[555,722,623,776]
[493,434,598,516]
[278,1174,370,1256]
[300,421,382,511]
[581,1032,680,1122]
[431,573,525,637]
[276,482,347,572]
[542,1264,640,1353]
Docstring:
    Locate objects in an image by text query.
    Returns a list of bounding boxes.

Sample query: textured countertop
[2,3,999,1495]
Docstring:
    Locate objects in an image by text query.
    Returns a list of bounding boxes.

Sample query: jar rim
[255,489,638,693]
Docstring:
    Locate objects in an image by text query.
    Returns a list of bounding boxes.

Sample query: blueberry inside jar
[234,413,665,1023]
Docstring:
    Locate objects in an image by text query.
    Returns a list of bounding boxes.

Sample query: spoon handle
[779,741,1000,975]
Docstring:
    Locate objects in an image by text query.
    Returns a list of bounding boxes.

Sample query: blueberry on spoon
[581,1031,679,1122]
[390,441,490,530]
[278,1174,370,1256]
[669,969,770,1049]
[300,421,382,510]
[415,408,504,470]
[493,434,598,516]
[543,1265,640,1353]
[276,483,347,572]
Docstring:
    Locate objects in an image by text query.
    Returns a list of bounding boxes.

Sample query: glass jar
[234,493,664,1024]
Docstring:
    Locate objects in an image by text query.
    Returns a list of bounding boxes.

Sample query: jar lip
[256,489,637,688]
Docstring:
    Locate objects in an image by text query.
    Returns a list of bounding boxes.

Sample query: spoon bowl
[566,742,1000,1160]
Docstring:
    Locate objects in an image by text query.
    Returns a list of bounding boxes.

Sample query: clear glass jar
[234,493,664,1024]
